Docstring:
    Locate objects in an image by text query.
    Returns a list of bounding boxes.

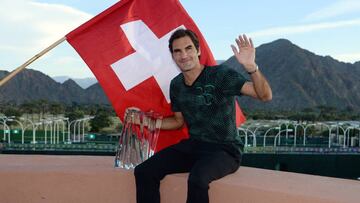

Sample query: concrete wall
[0,155,359,203]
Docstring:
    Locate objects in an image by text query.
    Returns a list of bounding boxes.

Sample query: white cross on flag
[66,0,245,151]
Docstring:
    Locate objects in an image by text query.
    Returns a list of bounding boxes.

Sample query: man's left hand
[231,34,257,72]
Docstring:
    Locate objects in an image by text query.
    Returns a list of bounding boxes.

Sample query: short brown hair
[168,28,200,53]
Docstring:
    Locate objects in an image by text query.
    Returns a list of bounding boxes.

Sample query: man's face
[171,36,201,72]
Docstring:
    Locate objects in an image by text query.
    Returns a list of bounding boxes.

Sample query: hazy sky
[1,0,360,78]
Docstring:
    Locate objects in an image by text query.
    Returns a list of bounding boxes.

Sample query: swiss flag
[66,0,245,151]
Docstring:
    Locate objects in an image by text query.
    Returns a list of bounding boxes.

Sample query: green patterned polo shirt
[170,64,247,152]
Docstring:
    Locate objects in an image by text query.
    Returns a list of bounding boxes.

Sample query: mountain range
[0,69,108,105]
[223,39,360,111]
[1,39,359,111]
[52,76,97,89]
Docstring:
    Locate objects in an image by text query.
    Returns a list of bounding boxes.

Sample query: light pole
[60,118,67,143]
[6,118,25,144]
[56,119,60,144]
[1,116,6,141]
[58,117,69,143]
[82,118,87,142]
[1,122,11,143]
[245,123,261,132]
[78,118,86,142]
[345,125,360,148]
[62,117,70,143]
[45,117,65,144]
[43,120,53,144]
[20,118,41,144]
[74,119,82,142]
[0,116,11,142]
[330,124,346,147]
[253,124,270,135]
[238,127,256,147]
[52,118,65,144]
[303,123,316,146]
[274,129,293,147]
[329,124,342,148]
[344,127,355,148]
[279,121,291,140]
[70,119,82,143]
[304,123,331,147]
[358,126,360,147]
[253,124,270,147]
[320,123,331,148]
[67,116,95,143]
[293,123,305,147]
[81,116,95,142]
[49,118,58,144]
[263,127,280,147]
[68,119,78,143]
[244,123,261,147]
[42,118,53,144]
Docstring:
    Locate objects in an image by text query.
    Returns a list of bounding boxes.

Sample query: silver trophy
[114,108,162,169]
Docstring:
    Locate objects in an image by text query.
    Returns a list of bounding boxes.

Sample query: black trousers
[134,139,241,203]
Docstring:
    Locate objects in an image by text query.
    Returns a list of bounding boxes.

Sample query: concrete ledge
[0,155,359,203]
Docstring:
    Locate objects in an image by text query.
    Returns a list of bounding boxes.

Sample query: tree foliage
[65,108,85,122]
[89,108,113,132]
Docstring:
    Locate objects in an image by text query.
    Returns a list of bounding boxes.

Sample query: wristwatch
[247,65,259,74]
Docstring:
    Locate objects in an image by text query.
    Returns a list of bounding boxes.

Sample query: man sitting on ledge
[134,28,272,203]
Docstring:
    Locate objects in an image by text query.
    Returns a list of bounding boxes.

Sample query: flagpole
[0,36,67,87]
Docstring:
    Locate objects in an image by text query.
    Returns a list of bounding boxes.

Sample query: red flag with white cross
[66,0,245,151]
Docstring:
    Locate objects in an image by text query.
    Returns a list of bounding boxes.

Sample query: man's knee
[134,163,148,179]
[134,160,163,182]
